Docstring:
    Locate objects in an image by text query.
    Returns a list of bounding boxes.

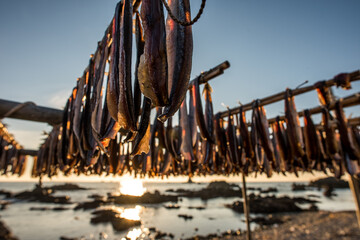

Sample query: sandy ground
[213,211,360,240]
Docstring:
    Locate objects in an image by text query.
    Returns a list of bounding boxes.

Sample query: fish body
[321,108,339,155]
[335,101,360,161]
[179,98,195,161]
[203,83,214,164]
[303,109,320,168]
[91,30,111,139]
[284,89,305,158]
[107,2,123,122]
[254,101,275,164]
[133,12,145,124]
[138,0,168,107]
[191,77,214,143]
[118,0,136,132]
[131,97,152,156]
[226,111,239,167]
[158,0,193,122]
[214,113,227,159]
[239,107,254,160]
[72,76,86,159]
[188,86,198,147]
[273,117,290,170]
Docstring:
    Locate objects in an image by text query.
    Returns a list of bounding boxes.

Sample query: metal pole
[348,174,360,228]
[241,172,251,240]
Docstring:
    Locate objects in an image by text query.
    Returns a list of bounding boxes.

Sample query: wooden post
[241,172,251,240]
[19,149,38,157]
[38,175,43,189]
[348,174,360,228]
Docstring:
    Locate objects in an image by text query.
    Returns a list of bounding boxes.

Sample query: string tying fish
[295,80,309,89]
[161,0,207,26]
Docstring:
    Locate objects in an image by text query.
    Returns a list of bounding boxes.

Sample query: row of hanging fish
[33,69,360,178]
[32,0,197,177]
[33,0,195,168]
[215,89,360,179]
[0,122,27,176]
[31,0,360,179]
[32,76,214,177]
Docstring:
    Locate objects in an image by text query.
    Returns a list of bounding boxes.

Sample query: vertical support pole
[241,172,251,240]
[38,175,43,189]
[348,174,360,228]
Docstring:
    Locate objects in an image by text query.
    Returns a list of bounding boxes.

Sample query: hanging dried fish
[303,109,321,169]
[334,101,360,161]
[131,97,151,156]
[107,1,123,122]
[91,29,112,147]
[271,125,286,174]
[214,113,227,159]
[138,0,168,107]
[191,77,214,143]
[118,0,136,133]
[284,88,306,159]
[72,76,86,159]
[273,117,290,171]
[133,12,145,124]
[188,85,198,148]
[321,108,340,156]
[226,111,239,167]
[202,83,214,165]
[179,97,195,161]
[158,0,193,122]
[253,100,275,165]
[238,106,254,160]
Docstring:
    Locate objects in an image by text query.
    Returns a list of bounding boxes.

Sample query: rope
[161,0,206,26]
[1,101,36,119]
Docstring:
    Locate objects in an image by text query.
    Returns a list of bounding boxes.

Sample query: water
[0,181,356,240]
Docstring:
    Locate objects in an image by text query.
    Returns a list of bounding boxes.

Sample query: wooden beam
[0,61,229,126]
[0,99,63,125]
[188,61,230,89]
[218,69,360,118]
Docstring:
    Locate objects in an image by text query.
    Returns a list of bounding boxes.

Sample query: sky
[0,0,359,181]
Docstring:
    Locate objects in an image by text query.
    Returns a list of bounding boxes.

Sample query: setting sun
[120,179,147,196]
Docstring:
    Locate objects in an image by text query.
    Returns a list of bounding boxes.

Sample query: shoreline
[186,211,360,240]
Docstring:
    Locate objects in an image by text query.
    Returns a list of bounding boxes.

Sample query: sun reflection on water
[120,205,142,221]
[120,179,146,196]
[125,228,142,240]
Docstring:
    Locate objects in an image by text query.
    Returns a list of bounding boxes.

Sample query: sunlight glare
[120,205,142,221]
[126,228,142,240]
[120,179,146,196]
